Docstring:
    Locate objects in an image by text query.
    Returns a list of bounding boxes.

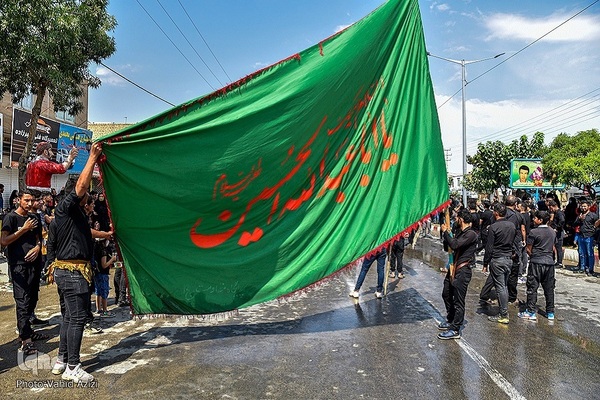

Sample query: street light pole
[427,51,505,207]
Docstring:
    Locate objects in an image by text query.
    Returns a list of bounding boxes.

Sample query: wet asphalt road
[0,236,599,399]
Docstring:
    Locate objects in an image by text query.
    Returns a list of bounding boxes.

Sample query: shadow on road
[83,287,437,373]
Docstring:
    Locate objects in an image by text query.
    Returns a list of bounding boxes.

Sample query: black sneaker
[84,322,103,334]
[437,330,460,340]
[438,321,451,331]
[30,318,50,327]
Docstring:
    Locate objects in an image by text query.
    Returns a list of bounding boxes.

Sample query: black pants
[10,263,36,341]
[477,231,488,253]
[27,260,44,317]
[526,263,555,313]
[389,240,405,273]
[442,265,472,332]
[479,273,494,302]
[555,237,564,265]
[114,267,127,303]
[508,249,523,302]
[55,268,91,365]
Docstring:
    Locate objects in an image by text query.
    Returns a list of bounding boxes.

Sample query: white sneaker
[375,291,383,299]
[61,363,94,383]
[52,360,66,375]
[349,290,359,298]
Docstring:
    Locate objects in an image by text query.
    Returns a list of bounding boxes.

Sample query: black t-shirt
[527,225,555,265]
[470,211,481,233]
[480,209,493,232]
[50,192,93,261]
[443,227,478,266]
[549,209,565,238]
[506,208,524,243]
[521,212,531,236]
[483,219,516,265]
[93,241,114,275]
[1,211,42,265]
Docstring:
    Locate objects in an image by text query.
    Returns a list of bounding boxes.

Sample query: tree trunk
[18,86,46,192]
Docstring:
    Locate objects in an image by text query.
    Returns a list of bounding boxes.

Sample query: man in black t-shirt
[477,201,494,253]
[505,195,527,303]
[547,200,565,269]
[46,142,103,384]
[518,200,532,281]
[483,203,516,324]
[1,189,43,355]
[519,211,556,321]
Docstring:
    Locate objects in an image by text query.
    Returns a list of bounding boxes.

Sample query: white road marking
[457,337,527,400]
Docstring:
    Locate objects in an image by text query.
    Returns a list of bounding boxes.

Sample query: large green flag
[98,0,448,315]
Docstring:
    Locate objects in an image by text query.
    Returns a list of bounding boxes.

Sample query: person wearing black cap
[25,141,77,189]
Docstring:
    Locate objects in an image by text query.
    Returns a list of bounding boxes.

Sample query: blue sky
[89,0,600,174]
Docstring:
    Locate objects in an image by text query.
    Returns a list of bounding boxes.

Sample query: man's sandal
[21,341,38,356]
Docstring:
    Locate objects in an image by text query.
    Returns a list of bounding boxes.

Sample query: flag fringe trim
[129,199,450,318]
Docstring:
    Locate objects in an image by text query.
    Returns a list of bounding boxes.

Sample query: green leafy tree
[507,131,547,159]
[464,140,510,195]
[543,129,600,189]
[464,132,547,195]
[0,0,116,190]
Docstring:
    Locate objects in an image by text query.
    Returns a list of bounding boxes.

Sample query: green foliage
[465,132,548,194]
[543,129,600,189]
[0,0,116,114]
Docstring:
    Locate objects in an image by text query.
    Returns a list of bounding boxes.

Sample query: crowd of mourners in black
[435,186,598,339]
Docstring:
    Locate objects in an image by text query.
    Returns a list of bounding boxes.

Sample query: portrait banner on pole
[510,158,565,189]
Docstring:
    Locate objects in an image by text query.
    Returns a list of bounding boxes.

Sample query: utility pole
[427,51,505,207]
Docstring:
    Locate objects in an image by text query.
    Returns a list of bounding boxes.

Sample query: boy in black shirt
[519,211,556,321]
[438,209,478,339]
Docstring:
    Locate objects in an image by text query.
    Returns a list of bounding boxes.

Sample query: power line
[435,0,600,110]
[156,0,224,87]
[453,108,600,155]
[177,0,233,83]
[488,90,600,139]
[463,94,600,148]
[99,62,176,107]
[450,88,600,148]
[446,99,600,155]
[545,113,600,135]
[439,0,600,156]
[134,0,216,90]
[467,0,600,87]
